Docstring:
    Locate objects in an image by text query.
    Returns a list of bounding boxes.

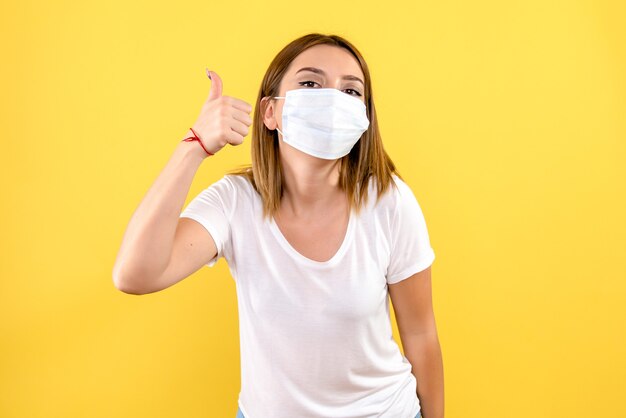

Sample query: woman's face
[263,44,366,149]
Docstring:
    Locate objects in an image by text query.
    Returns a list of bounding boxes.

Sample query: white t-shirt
[180,173,436,418]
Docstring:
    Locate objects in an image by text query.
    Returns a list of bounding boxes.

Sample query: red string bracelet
[182,127,213,156]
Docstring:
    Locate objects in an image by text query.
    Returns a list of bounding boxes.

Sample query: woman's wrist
[177,131,210,163]
[181,127,214,157]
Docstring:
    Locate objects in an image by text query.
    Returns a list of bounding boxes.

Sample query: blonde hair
[227,32,403,220]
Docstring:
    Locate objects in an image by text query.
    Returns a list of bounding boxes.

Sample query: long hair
[227,32,403,220]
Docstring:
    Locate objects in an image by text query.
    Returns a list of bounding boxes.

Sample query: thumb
[206,69,223,101]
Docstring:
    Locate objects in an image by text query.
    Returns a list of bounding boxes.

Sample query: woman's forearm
[112,134,207,291]
[402,332,445,418]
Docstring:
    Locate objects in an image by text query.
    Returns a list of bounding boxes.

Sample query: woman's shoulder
[221,173,258,202]
[195,173,254,207]
[362,173,429,227]
[388,173,416,202]
[223,173,253,189]
[365,173,406,208]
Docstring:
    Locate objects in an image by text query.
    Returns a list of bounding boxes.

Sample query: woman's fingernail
[205,68,212,80]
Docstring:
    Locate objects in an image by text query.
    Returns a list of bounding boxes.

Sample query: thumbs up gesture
[189,69,253,157]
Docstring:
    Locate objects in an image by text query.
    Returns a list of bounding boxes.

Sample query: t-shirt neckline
[268,207,355,268]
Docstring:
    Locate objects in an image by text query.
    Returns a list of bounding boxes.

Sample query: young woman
[113,33,444,418]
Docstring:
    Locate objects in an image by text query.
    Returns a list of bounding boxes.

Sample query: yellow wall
[1,0,624,417]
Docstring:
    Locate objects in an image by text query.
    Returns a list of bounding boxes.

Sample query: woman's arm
[112,137,208,293]
[388,266,445,418]
[112,70,254,294]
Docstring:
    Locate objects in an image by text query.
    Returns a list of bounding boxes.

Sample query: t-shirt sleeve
[385,178,436,284]
[179,175,236,267]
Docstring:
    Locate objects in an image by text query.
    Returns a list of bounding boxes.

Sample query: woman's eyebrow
[295,66,364,86]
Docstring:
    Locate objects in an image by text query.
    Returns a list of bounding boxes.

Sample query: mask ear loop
[268,96,285,136]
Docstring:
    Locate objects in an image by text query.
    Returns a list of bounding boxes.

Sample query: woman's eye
[298,81,318,88]
[298,81,362,97]
[345,88,362,97]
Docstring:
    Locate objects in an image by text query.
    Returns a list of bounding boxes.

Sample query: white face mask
[272,88,370,160]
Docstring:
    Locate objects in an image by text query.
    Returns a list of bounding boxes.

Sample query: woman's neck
[279,156,343,218]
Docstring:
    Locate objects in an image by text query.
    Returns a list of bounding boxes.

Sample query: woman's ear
[260,97,278,130]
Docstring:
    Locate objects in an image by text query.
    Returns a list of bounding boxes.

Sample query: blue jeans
[236,406,422,418]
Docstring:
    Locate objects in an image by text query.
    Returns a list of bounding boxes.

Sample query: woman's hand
[190,70,253,157]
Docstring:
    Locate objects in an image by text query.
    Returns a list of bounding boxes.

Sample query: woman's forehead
[287,45,364,79]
